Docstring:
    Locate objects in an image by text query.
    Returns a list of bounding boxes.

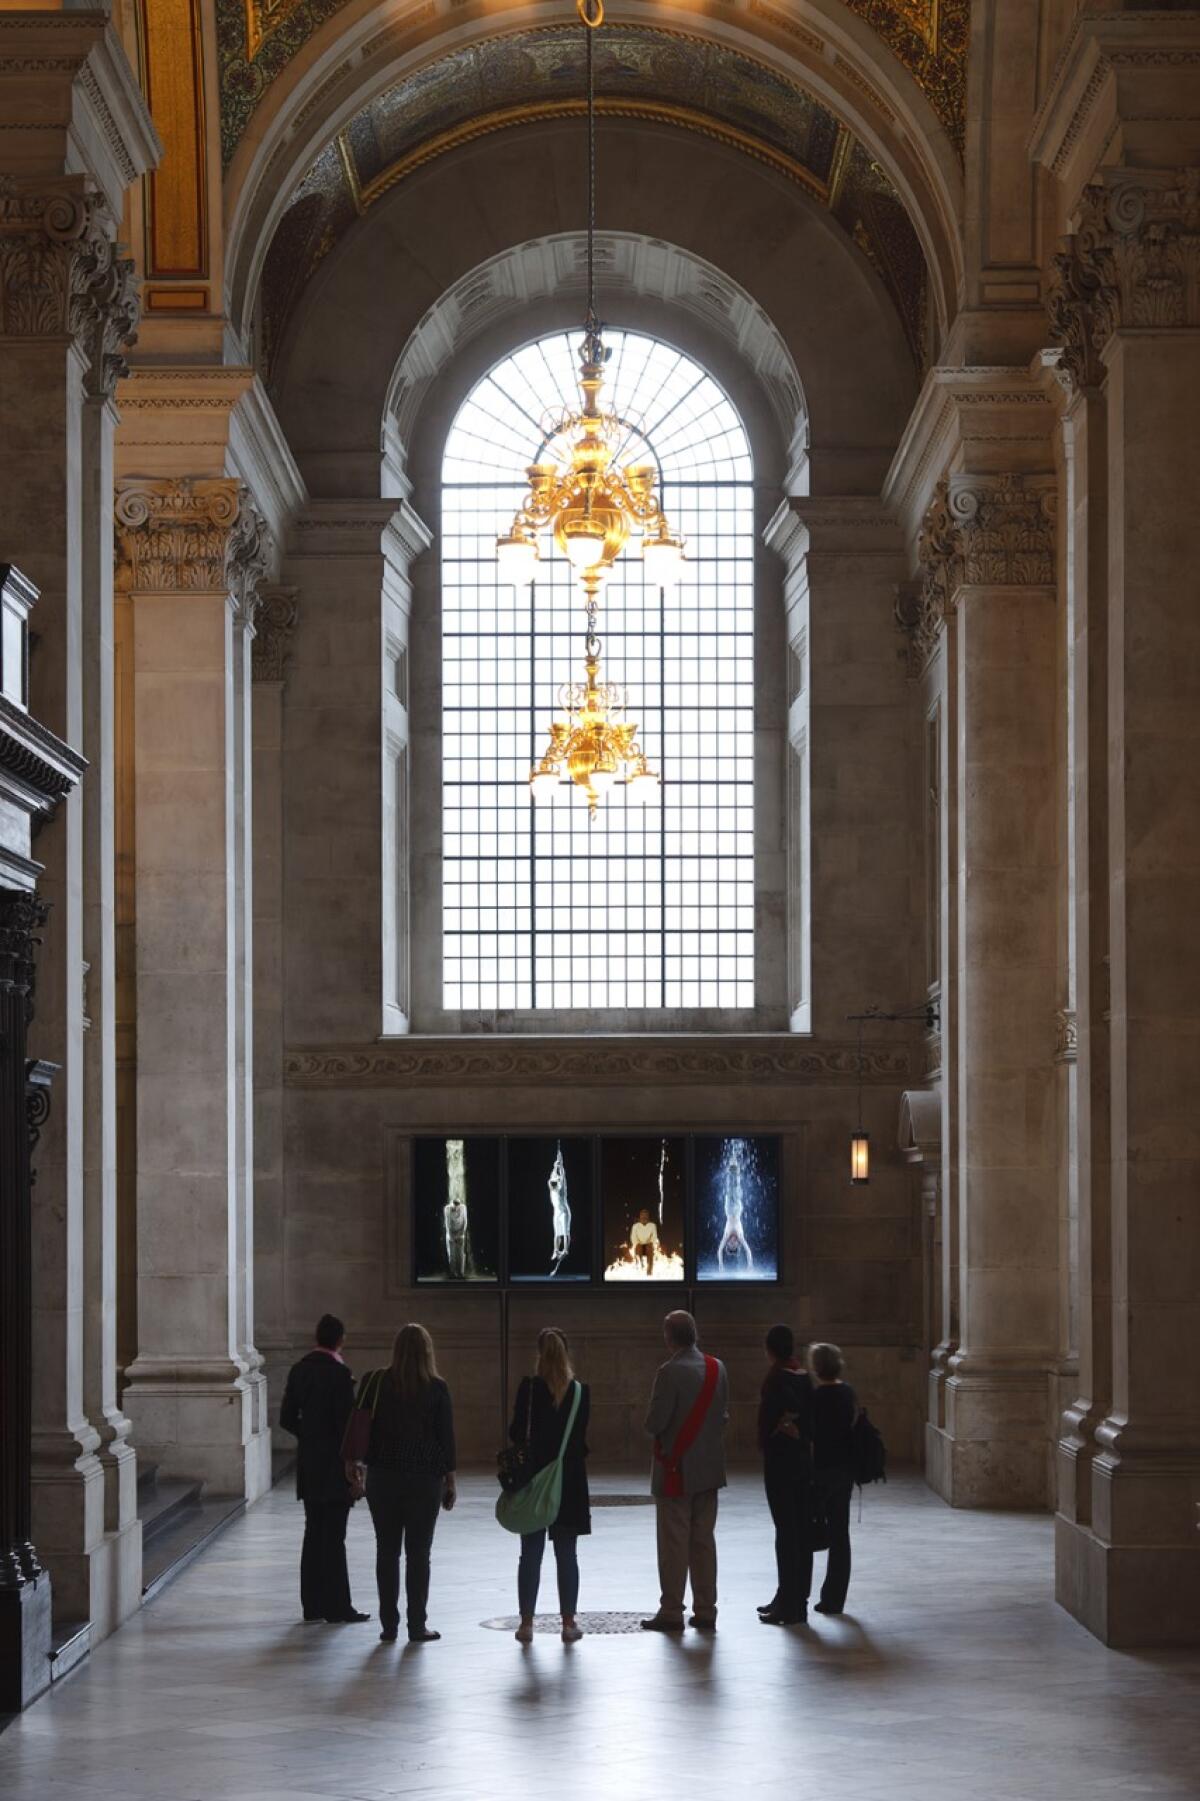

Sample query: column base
[0,1572,52,1713]
[924,1369,1053,1507]
[1056,1514,1200,1647]
[30,1450,143,1635]
[124,1367,273,1501]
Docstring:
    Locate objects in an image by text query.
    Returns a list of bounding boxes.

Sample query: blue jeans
[518,1530,579,1617]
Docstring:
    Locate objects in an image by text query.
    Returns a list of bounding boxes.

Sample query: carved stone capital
[0,178,139,393]
[0,891,49,1022]
[1049,169,1200,390]
[251,586,299,684]
[906,475,1057,671]
[225,498,273,624]
[1055,1008,1078,1065]
[115,478,242,594]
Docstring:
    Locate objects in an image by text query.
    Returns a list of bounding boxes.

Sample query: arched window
[440,329,755,1015]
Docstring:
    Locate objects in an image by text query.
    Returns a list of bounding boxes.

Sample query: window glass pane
[442,329,755,1012]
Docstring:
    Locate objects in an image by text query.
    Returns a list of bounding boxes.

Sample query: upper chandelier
[495,0,684,815]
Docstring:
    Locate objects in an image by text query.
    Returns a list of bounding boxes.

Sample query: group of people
[280,1308,857,1643]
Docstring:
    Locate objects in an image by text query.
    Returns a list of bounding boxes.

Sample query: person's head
[664,1310,697,1351]
[536,1327,574,1403]
[391,1323,438,1404]
[765,1323,794,1365]
[808,1341,844,1384]
[638,1208,650,1223]
[315,1313,344,1352]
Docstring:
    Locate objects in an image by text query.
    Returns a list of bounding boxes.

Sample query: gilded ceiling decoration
[257,24,928,379]
[219,0,969,170]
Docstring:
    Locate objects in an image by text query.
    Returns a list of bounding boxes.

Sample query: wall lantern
[850,1131,871,1185]
[846,1000,940,1188]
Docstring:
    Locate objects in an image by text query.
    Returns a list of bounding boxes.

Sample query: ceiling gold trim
[358,95,829,212]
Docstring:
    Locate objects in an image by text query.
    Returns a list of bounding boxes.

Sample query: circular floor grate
[591,1494,654,1508]
[480,1611,649,1635]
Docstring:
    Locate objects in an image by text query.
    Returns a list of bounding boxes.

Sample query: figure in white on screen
[630,1208,660,1275]
[548,1143,571,1276]
[716,1138,754,1275]
[444,1139,469,1279]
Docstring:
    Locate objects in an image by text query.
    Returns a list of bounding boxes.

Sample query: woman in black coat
[509,1327,590,1644]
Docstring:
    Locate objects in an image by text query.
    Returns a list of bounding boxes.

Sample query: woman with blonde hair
[509,1327,591,1644]
[349,1323,456,1642]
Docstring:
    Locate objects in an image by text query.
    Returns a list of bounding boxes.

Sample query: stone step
[47,1619,90,1685]
[141,1495,245,1605]
[138,1477,204,1548]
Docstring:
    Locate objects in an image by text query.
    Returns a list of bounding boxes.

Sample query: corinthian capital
[0,178,140,392]
[1049,168,1200,389]
[251,586,299,684]
[225,499,273,624]
[115,478,242,594]
[907,475,1057,671]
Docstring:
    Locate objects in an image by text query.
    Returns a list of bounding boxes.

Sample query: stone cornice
[289,500,413,561]
[283,1036,913,1089]
[0,692,85,817]
[1048,169,1200,392]
[881,362,1060,547]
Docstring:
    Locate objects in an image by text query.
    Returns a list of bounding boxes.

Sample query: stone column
[1049,170,1200,1643]
[250,588,297,1380]
[117,479,272,1500]
[921,473,1061,1507]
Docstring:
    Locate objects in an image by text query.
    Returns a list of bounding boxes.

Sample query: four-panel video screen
[413,1134,781,1286]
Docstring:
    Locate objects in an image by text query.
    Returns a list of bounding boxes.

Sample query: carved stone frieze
[1049,169,1200,391]
[251,586,299,683]
[0,178,140,395]
[283,1039,912,1088]
[905,474,1057,672]
[114,478,241,594]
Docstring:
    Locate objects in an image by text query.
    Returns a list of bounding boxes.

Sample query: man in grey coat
[641,1309,729,1632]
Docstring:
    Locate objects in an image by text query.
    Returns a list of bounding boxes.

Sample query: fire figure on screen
[603,1140,685,1280]
[443,1139,469,1279]
[548,1143,572,1276]
[716,1138,755,1275]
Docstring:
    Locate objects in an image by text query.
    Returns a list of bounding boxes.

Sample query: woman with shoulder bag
[346,1323,457,1644]
[508,1328,590,1645]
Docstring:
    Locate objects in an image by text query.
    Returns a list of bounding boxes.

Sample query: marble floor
[2,1471,1198,1801]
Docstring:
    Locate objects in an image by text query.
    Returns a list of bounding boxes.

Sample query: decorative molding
[905,473,1057,672]
[0,693,86,816]
[251,585,298,682]
[1055,1008,1078,1066]
[1049,170,1200,392]
[0,179,140,395]
[114,477,242,594]
[283,1038,913,1088]
[224,495,273,620]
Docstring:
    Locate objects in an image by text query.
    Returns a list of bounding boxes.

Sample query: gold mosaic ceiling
[258,23,930,379]
[219,0,968,168]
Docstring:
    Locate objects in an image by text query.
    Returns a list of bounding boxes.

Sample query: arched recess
[222,0,965,354]
[269,116,919,500]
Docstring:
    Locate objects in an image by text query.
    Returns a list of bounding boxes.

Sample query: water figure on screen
[548,1143,571,1276]
[716,1138,755,1275]
[443,1139,469,1279]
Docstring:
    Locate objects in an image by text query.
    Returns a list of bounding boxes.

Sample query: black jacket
[758,1364,814,1466]
[280,1350,356,1505]
[509,1375,591,1539]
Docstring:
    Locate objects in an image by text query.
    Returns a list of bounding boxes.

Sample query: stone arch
[222,0,965,354]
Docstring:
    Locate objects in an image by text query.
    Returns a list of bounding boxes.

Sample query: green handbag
[495,1381,583,1536]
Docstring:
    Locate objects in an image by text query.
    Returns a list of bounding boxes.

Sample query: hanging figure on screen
[657,1138,667,1227]
[548,1143,571,1276]
[716,1137,755,1275]
[444,1139,469,1279]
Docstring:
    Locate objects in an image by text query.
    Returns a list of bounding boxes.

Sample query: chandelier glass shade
[495,0,681,814]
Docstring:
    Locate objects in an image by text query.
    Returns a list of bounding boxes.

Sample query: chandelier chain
[585,5,597,337]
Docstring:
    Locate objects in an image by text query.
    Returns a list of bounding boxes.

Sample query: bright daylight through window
[441,329,754,1013]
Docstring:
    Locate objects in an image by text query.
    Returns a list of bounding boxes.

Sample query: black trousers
[763,1460,813,1617]
[814,1465,853,1610]
[365,1470,443,1635]
[300,1497,353,1621]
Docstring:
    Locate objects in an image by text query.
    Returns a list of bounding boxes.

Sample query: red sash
[655,1355,719,1498]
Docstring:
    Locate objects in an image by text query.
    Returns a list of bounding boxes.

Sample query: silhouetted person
[280,1314,368,1624]
[349,1324,456,1643]
[510,1327,590,1644]
[808,1341,857,1615]
[642,1310,729,1632]
[757,1323,814,1624]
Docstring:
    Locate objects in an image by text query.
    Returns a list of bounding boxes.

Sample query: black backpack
[850,1408,887,1488]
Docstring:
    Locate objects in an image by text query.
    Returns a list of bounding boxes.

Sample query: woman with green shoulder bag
[501,1328,590,1644]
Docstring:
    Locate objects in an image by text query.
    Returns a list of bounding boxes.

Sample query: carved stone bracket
[251,586,299,684]
[115,478,242,595]
[1049,168,1200,391]
[904,474,1057,673]
[0,177,140,398]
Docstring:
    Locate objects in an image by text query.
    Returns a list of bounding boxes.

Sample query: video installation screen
[413,1136,501,1284]
[693,1135,780,1281]
[602,1136,687,1282]
[506,1136,594,1282]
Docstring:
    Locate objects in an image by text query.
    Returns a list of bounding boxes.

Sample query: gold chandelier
[495,0,684,815]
